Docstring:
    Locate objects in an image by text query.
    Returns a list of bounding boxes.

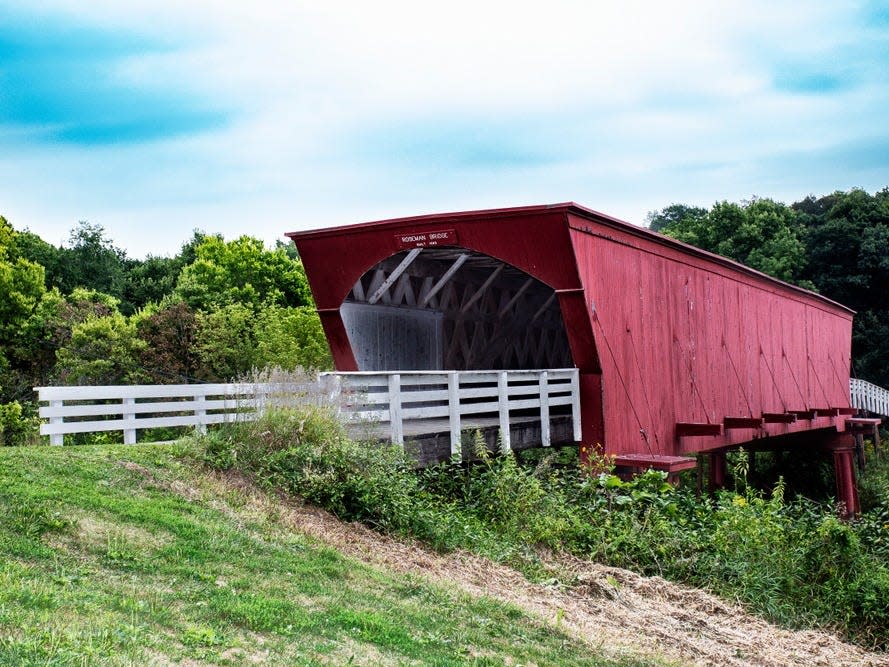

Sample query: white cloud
[0,0,886,255]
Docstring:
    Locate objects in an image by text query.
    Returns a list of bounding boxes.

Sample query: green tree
[253,306,332,371]
[56,222,127,299]
[651,198,810,285]
[11,228,65,291]
[55,313,147,386]
[174,235,311,312]
[646,204,707,233]
[14,287,123,384]
[194,303,257,381]
[119,231,210,313]
[0,216,48,406]
[122,255,185,313]
[136,301,200,383]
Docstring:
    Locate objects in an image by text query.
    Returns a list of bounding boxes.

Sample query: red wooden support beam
[723,416,763,429]
[676,422,722,437]
[836,407,859,415]
[814,408,838,417]
[614,453,697,473]
[846,417,883,433]
[762,412,797,423]
[791,410,817,420]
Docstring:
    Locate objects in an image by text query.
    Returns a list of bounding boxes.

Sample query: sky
[0,1,887,258]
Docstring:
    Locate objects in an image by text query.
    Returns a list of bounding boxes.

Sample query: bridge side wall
[567,214,854,457]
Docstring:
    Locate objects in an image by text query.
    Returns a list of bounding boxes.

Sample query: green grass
[0,443,658,666]
[198,408,889,650]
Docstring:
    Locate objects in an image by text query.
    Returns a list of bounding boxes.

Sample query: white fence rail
[330,369,581,456]
[850,378,889,417]
[35,380,327,446]
[35,368,582,458]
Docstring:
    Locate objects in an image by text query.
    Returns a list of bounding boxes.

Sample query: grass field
[0,443,660,666]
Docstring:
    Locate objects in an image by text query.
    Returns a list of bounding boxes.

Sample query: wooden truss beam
[461,265,504,314]
[498,278,535,316]
[422,254,469,306]
[367,248,422,304]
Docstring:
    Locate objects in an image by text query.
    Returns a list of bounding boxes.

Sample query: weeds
[200,407,889,648]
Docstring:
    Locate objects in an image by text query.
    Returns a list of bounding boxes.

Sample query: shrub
[0,400,40,446]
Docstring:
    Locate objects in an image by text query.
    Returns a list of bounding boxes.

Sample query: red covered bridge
[288,203,865,512]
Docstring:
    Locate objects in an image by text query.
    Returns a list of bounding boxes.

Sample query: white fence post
[123,397,137,445]
[498,371,511,453]
[49,400,63,446]
[570,369,582,442]
[539,371,550,447]
[195,393,207,434]
[388,374,403,447]
[448,371,461,459]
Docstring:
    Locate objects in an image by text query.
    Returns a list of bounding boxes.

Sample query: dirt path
[183,468,889,666]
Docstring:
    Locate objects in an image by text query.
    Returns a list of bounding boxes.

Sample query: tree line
[0,220,330,444]
[1,185,886,444]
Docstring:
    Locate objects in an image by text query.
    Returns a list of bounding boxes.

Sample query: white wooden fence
[332,369,581,455]
[850,378,889,417]
[35,368,582,458]
[35,380,327,446]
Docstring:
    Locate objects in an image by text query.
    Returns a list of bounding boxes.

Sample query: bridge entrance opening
[340,247,573,372]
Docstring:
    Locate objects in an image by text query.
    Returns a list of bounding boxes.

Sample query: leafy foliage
[796,187,889,385]
[136,301,200,383]
[0,217,46,348]
[174,235,312,312]
[57,221,128,302]
[194,303,258,381]
[648,198,810,285]
[0,400,39,446]
[55,313,147,385]
[253,305,332,371]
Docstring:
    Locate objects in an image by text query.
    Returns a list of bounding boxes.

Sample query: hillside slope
[0,444,885,666]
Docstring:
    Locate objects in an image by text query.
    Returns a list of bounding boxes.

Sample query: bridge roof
[287,202,853,316]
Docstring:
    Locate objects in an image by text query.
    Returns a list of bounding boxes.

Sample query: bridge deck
[348,414,576,466]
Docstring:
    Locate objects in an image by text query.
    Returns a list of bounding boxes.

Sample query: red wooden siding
[565,211,852,456]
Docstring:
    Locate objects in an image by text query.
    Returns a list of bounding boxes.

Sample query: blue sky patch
[0,11,226,145]
[773,70,848,95]
[353,117,566,170]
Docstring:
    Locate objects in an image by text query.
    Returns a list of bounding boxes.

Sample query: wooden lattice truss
[346,248,573,370]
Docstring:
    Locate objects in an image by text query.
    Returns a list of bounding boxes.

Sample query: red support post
[708,451,727,493]
[825,435,860,518]
[578,373,605,466]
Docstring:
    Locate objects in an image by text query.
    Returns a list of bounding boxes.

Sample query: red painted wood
[289,203,855,460]
[614,454,697,473]
[762,413,797,424]
[827,437,860,516]
[724,417,763,429]
[676,423,722,437]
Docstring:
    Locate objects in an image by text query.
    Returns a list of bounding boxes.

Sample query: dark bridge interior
[341,247,572,371]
